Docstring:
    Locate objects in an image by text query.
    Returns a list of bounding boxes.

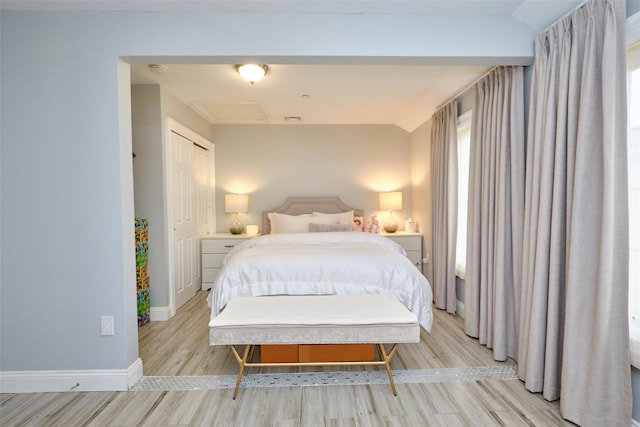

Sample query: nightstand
[201,233,254,290]
[382,232,423,272]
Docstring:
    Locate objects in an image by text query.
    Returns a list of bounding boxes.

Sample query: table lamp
[225,194,249,234]
[379,191,402,233]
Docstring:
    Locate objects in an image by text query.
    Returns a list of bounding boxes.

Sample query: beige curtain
[518,0,631,425]
[464,67,525,362]
[429,102,458,313]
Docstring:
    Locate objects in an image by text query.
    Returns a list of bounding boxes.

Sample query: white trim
[127,358,144,388]
[117,59,140,383]
[628,11,640,46]
[631,418,640,427]
[163,119,176,317]
[150,305,172,321]
[0,358,143,393]
[456,300,465,319]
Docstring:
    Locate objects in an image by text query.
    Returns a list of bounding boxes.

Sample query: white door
[193,143,210,239]
[170,130,198,310]
[192,142,211,291]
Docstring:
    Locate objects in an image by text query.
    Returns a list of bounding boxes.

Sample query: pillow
[312,210,354,223]
[268,212,334,234]
[308,223,353,232]
[352,216,365,232]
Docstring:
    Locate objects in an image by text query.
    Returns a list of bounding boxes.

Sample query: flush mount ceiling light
[148,64,168,74]
[235,64,268,84]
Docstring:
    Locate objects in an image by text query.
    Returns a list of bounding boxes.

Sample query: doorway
[168,126,212,311]
[165,118,215,315]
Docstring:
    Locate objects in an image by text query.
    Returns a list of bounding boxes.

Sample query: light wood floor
[1,291,574,426]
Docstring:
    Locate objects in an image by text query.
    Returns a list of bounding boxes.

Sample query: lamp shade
[379,191,402,211]
[225,194,248,213]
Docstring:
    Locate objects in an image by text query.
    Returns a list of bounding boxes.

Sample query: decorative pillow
[268,212,334,234]
[312,210,354,223]
[309,223,353,232]
[352,216,365,232]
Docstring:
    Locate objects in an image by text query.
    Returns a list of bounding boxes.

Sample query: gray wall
[132,86,166,307]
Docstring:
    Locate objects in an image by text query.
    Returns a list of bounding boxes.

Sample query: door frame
[164,117,216,317]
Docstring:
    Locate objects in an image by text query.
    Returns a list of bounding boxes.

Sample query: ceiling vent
[284,116,302,122]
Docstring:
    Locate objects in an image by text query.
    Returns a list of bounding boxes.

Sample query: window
[628,40,640,368]
[456,110,472,279]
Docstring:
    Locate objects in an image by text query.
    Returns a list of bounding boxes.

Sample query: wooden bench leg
[377,343,399,396]
[230,345,252,400]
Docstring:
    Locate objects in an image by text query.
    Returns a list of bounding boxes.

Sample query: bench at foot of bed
[208,293,420,399]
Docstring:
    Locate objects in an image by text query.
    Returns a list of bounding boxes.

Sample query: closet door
[170,130,197,311]
[193,143,210,239]
[192,142,210,291]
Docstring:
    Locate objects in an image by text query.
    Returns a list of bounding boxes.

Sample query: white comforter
[207,232,433,331]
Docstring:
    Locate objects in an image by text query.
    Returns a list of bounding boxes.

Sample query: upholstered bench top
[209,293,420,345]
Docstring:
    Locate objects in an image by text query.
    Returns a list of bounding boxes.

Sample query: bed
[207,196,433,332]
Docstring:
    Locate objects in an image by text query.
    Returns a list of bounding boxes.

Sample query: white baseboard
[127,358,144,388]
[150,305,171,321]
[632,418,640,427]
[456,300,465,319]
[0,358,143,393]
[456,301,464,319]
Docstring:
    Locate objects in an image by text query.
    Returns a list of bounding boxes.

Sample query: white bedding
[207,232,433,331]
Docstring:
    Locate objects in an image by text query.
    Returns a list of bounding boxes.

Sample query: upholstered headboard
[262,196,364,234]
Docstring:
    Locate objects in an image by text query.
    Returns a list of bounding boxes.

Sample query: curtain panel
[518,0,631,425]
[464,66,525,362]
[429,102,458,313]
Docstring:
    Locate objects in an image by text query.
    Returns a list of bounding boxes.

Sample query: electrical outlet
[101,316,114,336]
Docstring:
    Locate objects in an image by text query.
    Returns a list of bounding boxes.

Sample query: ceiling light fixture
[235,64,268,84]
[148,64,168,74]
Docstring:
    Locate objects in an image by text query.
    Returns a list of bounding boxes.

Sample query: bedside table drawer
[202,239,242,253]
[202,253,227,267]
[383,233,423,273]
[202,268,221,284]
[386,235,421,251]
[201,234,255,290]
[405,251,422,268]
